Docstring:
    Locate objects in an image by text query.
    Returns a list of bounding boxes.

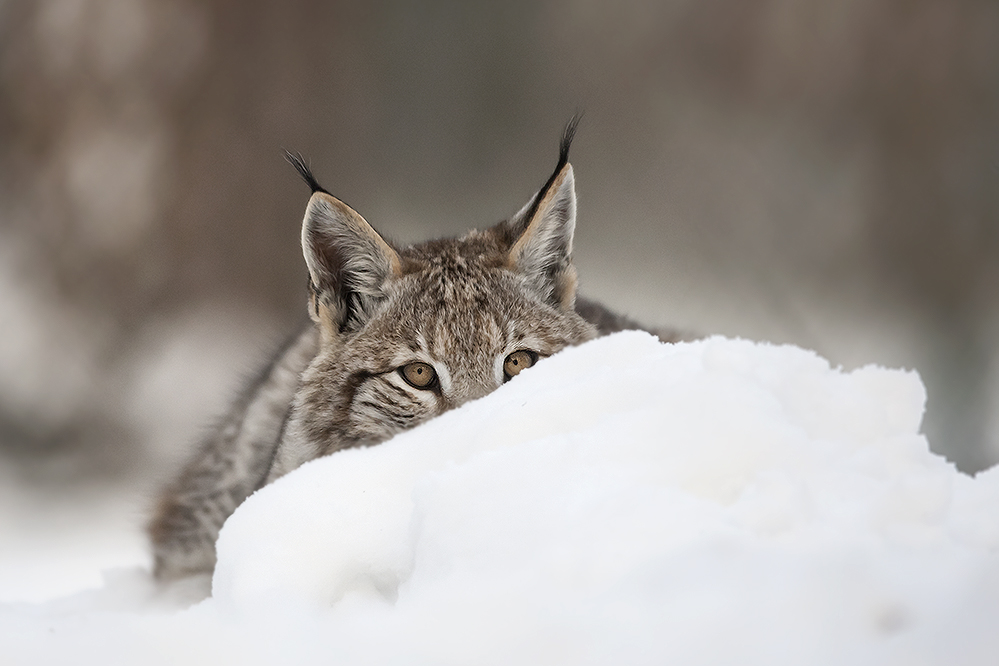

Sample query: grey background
[1,0,997,514]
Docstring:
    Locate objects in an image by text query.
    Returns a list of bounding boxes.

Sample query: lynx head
[282,120,596,463]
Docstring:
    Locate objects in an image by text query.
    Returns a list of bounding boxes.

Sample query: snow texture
[3,332,999,665]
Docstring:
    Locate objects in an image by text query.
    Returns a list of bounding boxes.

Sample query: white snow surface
[3,332,999,665]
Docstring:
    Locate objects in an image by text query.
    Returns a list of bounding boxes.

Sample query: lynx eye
[503,350,537,379]
[400,362,437,389]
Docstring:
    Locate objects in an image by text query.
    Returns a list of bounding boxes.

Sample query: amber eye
[503,350,537,379]
[400,362,437,389]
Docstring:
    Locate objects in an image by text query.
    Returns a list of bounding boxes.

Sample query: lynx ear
[302,192,402,334]
[505,120,580,311]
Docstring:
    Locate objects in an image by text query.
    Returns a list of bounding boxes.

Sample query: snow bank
[3,333,999,665]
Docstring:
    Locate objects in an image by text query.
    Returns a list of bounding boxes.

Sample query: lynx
[149,120,678,580]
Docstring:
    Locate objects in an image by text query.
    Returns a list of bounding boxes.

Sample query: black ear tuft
[558,113,582,167]
[284,150,330,195]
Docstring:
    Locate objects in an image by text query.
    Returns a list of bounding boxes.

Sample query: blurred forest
[1,0,997,503]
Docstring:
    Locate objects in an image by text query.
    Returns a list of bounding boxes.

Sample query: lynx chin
[149,119,680,581]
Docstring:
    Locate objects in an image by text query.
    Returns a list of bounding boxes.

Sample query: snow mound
[5,333,999,665]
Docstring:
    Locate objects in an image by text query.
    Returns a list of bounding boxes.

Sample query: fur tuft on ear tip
[284,150,330,195]
[559,113,582,167]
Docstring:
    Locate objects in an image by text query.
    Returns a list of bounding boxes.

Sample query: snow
[3,332,999,665]
[0,478,147,604]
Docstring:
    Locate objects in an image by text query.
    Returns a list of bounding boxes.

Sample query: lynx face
[298,231,596,451]
[271,120,596,476]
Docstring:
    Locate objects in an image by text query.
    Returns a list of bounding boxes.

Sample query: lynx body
[150,122,674,580]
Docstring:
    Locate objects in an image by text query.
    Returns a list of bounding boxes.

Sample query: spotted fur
[149,122,678,580]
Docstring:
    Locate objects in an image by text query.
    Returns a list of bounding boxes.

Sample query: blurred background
[1,0,997,600]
